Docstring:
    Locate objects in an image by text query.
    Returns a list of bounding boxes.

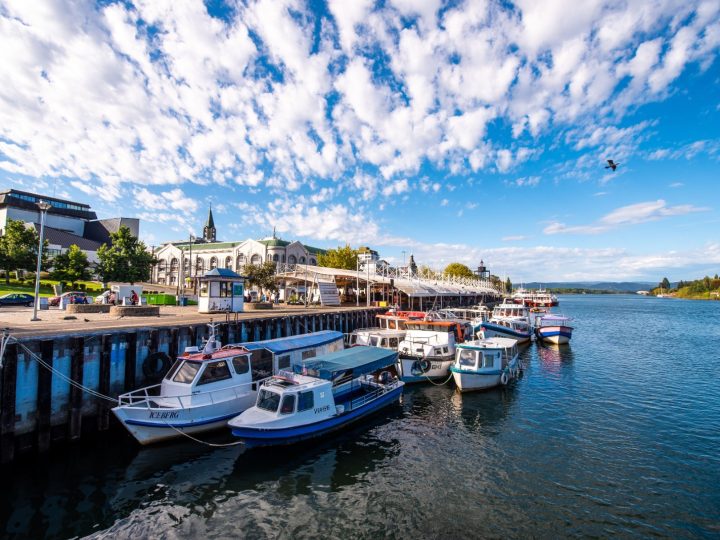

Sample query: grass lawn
[0,280,106,298]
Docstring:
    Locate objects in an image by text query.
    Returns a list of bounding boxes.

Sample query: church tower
[203,206,216,242]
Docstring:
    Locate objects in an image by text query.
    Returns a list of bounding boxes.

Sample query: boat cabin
[158,346,254,407]
[455,338,519,372]
[404,320,473,342]
[492,303,530,319]
[237,330,344,380]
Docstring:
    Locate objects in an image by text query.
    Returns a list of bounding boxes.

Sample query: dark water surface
[2,295,719,539]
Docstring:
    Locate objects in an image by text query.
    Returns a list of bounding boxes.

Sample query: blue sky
[1,0,719,282]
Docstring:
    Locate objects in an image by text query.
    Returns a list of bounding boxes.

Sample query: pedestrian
[130,290,139,306]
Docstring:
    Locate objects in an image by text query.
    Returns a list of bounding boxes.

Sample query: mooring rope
[423,369,454,386]
[160,420,246,447]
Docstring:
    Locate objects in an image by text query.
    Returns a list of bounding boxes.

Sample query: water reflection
[536,342,575,377]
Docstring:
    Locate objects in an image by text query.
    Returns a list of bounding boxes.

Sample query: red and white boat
[511,287,558,307]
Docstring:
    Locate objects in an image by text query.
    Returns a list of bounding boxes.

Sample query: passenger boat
[512,287,558,307]
[434,307,490,332]
[450,337,520,392]
[346,310,424,348]
[228,346,404,446]
[479,301,533,343]
[112,327,344,445]
[534,314,574,344]
[397,319,473,383]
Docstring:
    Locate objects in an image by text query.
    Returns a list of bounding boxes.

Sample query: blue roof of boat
[239,330,343,354]
[293,346,398,380]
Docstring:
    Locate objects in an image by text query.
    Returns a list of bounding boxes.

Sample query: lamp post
[31,200,52,322]
[355,256,359,307]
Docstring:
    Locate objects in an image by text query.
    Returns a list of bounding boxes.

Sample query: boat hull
[451,360,520,392]
[397,357,453,383]
[230,385,403,446]
[536,326,573,344]
[112,393,256,445]
[479,323,531,343]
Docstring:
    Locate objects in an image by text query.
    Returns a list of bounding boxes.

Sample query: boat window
[389,337,399,348]
[172,361,202,384]
[164,359,182,380]
[302,350,316,360]
[443,347,449,354]
[388,320,396,329]
[232,355,249,375]
[280,394,296,415]
[369,336,379,347]
[459,350,476,367]
[277,355,291,370]
[298,390,314,411]
[257,389,280,412]
[483,354,495,368]
[197,360,232,386]
[381,339,388,347]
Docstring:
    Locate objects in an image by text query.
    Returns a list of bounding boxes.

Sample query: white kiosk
[198,268,245,313]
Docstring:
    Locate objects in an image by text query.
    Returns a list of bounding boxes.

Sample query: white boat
[534,314,574,344]
[397,319,473,383]
[433,307,490,332]
[228,346,404,446]
[512,287,558,307]
[450,337,520,392]
[112,327,344,445]
[346,310,424,348]
[479,301,533,343]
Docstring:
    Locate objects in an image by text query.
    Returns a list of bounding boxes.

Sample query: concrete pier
[0,306,382,463]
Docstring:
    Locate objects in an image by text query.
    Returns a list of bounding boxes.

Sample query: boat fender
[500,372,509,385]
[143,351,172,381]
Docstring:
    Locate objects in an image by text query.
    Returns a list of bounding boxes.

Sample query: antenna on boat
[203,319,221,354]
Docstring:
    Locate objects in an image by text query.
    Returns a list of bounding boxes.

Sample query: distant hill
[521,282,656,292]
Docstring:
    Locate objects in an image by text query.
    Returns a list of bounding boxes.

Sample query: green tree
[660,277,671,290]
[0,219,48,284]
[317,245,358,270]
[505,277,512,291]
[51,244,91,284]
[243,261,277,292]
[418,265,435,279]
[443,262,474,279]
[96,226,155,284]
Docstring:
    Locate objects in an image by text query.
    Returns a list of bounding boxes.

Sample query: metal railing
[117,379,266,410]
[349,380,401,410]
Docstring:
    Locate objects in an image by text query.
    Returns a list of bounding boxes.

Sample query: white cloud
[544,199,710,235]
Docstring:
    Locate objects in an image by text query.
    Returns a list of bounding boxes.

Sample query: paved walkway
[0,304,380,338]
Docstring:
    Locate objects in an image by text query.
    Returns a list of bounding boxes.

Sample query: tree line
[0,219,154,285]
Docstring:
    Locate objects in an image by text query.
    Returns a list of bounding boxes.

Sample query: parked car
[0,293,35,307]
[48,291,88,307]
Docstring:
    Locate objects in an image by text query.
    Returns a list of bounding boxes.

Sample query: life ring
[419,359,430,373]
[143,351,172,381]
[500,372,509,385]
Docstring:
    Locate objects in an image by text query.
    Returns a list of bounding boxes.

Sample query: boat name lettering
[314,405,330,414]
[148,411,180,419]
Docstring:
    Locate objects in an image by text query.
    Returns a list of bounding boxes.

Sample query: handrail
[117,378,265,410]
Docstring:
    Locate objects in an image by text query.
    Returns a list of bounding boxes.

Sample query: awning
[293,346,398,380]
[239,330,344,354]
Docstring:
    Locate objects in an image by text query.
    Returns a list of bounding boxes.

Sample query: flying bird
[605,159,619,171]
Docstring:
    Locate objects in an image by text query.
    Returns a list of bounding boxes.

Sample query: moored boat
[112,327,344,445]
[534,314,574,344]
[397,319,473,383]
[479,301,533,343]
[512,287,558,307]
[450,337,520,392]
[228,346,403,446]
[346,310,424,348]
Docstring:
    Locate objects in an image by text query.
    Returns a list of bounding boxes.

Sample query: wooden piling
[97,334,112,432]
[1,342,18,464]
[37,340,54,453]
[68,336,85,440]
[124,332,137,392]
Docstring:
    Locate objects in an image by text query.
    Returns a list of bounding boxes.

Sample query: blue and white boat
[112,328,344,445]
[450,337,520,392]
[479,301,532,343]
[228,347,404,446]
[534,314,574,344]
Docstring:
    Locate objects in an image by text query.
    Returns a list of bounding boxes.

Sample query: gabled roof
[200,268,245,279]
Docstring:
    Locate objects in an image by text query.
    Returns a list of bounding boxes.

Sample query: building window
[288,255,297,265]
[170,258,179,271]
[310,258,316,265]
[210,257,218,269]
[299,256,306,264]
[237,254,245,268]
[158,260,167,272]
[196,258,205,273]
[225,256,232,269]
[272,254,279,262]
[251,254,262,264]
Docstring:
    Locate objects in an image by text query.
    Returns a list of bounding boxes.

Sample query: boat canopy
[239,330,343,354]
[293,346,398,380]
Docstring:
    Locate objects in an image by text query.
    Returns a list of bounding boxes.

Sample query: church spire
[203,205,216,242]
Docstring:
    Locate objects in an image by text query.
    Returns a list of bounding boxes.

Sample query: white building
[151,209,325,286]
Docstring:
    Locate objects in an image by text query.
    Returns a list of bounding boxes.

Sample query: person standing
[130,290,139,305]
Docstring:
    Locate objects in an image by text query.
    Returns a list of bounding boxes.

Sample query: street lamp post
[355,256,359,307]
[31,201,52,322]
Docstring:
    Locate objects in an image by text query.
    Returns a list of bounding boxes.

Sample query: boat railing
[117,379,266,410]
[349,380,400,411]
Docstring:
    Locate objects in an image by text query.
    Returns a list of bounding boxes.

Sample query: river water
[2,295,719,539]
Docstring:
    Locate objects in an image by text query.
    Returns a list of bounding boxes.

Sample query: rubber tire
[142,351,172,382]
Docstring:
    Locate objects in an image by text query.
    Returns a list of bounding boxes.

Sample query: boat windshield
[172,361,202,384]
[458,349,476,368]
[257,389,281,412]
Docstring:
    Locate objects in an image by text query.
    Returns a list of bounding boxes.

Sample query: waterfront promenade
[0,303,373,339]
